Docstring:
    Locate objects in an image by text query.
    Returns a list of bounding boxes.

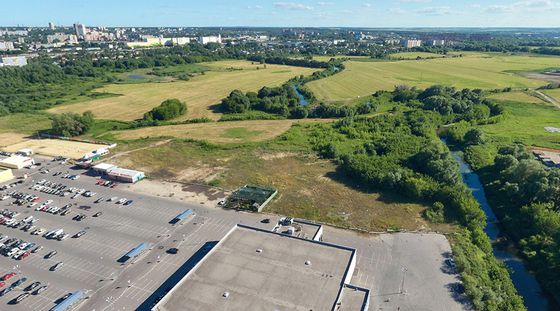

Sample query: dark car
[261,218,271,224]
[167,247,179,254]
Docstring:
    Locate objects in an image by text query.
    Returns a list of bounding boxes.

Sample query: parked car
[50,262,63,271]
[73,231,86,238]
[33,285,47,295]
[44,250,57,259]
[15,292,30,303]
[25,282,41,292]
[1,272,16,281]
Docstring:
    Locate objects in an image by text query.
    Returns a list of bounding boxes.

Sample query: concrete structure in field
[0,41,14,51]
[0,168,14,184]
[0,155,34,169]
[0,55,27,67]
[152,224,370,311]
[402,39,422,48]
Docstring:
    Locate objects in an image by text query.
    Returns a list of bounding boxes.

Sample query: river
[292,84,309,106]
[450,151,554,311]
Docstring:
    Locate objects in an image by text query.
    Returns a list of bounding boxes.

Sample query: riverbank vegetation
[304,86,524,310]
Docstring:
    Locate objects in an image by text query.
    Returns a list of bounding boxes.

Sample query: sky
[1,0,560,28]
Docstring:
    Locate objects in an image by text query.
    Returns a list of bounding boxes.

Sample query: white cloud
[317,1,333,5]
[246,5,263,10]
[415,6,454,15]
[273,2,314,10]
[363,3,372,7]
[484,0,559,14]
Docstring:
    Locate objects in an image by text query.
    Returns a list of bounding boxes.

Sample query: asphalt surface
[0,156,470,311]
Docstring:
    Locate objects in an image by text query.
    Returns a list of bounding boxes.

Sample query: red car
[20,252,30,260]
[1,273,16,281]
[0,281,5,288]
[32,197,40,203]
[110,183,117,188]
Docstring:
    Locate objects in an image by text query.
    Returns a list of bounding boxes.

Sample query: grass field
[0,113,52,135]
[487,91,546,104]
[111,119,331,144]
[479,99,560,149]
[48,60,317,121]
[113,132,430,232]
[307,53,560,103]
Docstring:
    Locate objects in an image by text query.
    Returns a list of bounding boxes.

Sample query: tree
[144,99,187,121]
[464,128,486,145]
[221,90,250,113]
[51,111,95,137]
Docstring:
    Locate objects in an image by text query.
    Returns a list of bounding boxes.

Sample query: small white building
[107,167,145,183]
[0,155,34,169]
[91,163,116,174]
[16,149,33,157]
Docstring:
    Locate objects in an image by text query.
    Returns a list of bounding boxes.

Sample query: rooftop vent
[305,260,311,266]
[223,292,230,298]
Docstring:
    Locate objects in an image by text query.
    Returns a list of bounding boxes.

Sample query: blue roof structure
[50,291,82,311]
[175,209,194,220]
[124,242,148,259]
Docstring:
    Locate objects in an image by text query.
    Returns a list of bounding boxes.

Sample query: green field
[48,60,317,121]
[307,53,560,104]
[487,91,546,104]
[479,99,560,149]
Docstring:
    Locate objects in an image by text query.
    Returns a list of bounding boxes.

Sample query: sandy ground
[122,179,229,208]
[0,132,28,147]
[2,138,108,159]
[523,72,560,84]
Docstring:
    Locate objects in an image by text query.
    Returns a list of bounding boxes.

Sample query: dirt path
[535,90,560,108]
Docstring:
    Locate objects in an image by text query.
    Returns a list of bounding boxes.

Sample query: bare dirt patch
[522,72,560,84]
[2,138,108,159]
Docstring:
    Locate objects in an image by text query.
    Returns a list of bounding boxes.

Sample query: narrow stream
[450,151,553,311]
[292,84,309,106]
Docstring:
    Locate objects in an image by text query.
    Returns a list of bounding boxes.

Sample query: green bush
[144,98,187,121]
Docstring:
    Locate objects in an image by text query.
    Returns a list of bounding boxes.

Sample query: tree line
[306,86,524,310]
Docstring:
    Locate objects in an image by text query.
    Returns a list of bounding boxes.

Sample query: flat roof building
[107,167,145,183]
[91,162,116,174]
[0,169,14,184]
[0,155,34,170]
[153,224,369,311]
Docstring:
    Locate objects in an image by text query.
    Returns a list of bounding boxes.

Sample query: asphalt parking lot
[0,156,470,311]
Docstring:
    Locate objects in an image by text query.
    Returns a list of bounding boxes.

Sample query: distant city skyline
[1,0,560,28]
